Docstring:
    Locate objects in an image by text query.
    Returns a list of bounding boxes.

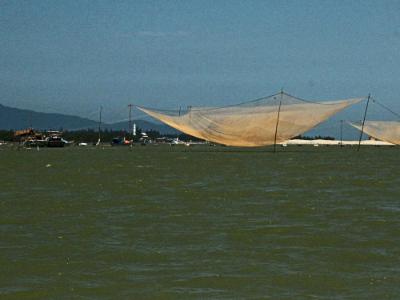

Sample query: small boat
[111,136,132,146]
[47,136,64,147]
[46,131,66,147]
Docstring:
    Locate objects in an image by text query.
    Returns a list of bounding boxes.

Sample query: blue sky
[1,0,400,124]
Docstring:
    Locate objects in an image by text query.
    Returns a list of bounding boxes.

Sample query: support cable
[371,97,400,119]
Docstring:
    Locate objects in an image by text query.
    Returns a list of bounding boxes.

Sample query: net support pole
[98,106,102,145]
[357,94,371,152]
[273,91,283,153]
[188,106,192,122]
[128,104,133,149]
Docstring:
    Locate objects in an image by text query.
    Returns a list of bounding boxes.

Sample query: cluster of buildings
[14,129,67,147]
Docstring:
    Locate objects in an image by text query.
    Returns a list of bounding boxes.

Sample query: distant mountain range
[0,103,178,134]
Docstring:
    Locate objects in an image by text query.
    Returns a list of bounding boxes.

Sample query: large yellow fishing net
[138,92,363,147]
[350,121,400,145]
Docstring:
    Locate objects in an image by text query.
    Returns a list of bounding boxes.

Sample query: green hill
[0,103,178,134]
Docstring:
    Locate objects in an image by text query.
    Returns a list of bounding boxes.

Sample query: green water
[1,146,399,299]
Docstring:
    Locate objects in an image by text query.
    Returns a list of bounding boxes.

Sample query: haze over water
[1,146,399,298]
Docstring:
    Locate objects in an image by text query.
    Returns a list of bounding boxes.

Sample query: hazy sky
[1,0,400,122]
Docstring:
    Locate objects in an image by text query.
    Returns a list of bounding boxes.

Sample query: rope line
[282,91,367,106]
[133,90,364,114]
[371,97,400,119]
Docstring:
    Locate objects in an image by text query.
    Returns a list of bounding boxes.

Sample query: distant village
[0,126,392,148]
[0,126,207,148]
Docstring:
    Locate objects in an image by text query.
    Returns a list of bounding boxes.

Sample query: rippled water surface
[1,146,399,299]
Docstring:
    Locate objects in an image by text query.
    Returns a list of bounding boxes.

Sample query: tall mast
[357,94,370,151]
[98,106,103,143]
[273,89,283,153]
[128,104,133,138]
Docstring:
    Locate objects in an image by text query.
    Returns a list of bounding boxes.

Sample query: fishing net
[350,121,400,145]
[137,92,363,147]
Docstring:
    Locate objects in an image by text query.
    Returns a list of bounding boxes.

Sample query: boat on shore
[46,131,66,147]
[14,129,70,148]
[111,136,132,146]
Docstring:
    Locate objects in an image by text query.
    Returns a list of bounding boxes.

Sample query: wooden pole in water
[128,104,133,135]
[128,104,133,149]
[274,90,283,153]
[98,106,103,144]
[357,94,371,152]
